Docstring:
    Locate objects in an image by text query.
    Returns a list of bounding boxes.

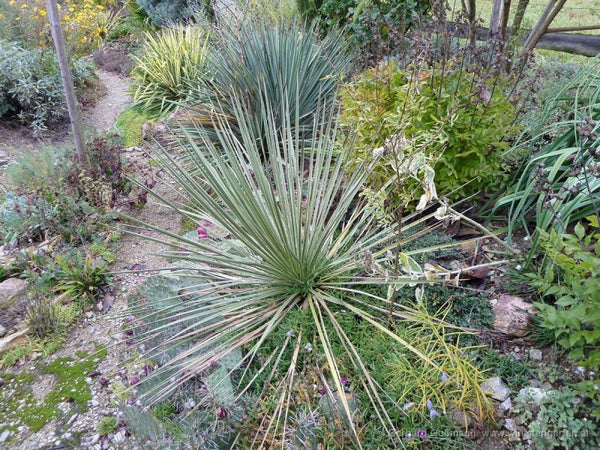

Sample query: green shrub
[530,220,600,372]
[298,0,429,67]
[0,193,59,245]
[0,40,95,132]
[2,138,142,245]
[339,60,520,209]
[5,145,72,197]
[135,0,205,26]
[183,20,351,145]
[131,25,209,118]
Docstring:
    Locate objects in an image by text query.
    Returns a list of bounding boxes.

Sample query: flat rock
[492,294,534,337]
[481,376,511,401]
[0,278,29,307]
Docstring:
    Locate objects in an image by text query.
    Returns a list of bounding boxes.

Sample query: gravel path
[85,70,131,136]
[2,71,183,449]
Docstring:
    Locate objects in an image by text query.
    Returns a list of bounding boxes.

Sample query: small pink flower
[125,329,133,336]
[416,429,427,439]
[341,377,348,385]
[202,220,213,227]
[197,226,208,239]
[126,316,134,323]
[217,406,228,419]
[318,386,327,395]
[130,376,140,385]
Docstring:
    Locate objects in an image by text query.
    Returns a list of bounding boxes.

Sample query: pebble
[0,325,6,337]
[0,430,11,443]
[504,418,517,433]
[481,377,511,402]
[529,348,543,361]
[499,397,512,412]
[113,431,125,444]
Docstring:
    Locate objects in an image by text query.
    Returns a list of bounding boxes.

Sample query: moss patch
[115,107,153,147]
[0,345,106,438]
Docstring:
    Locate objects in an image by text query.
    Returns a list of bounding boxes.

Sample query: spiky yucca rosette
[121,97,492,447]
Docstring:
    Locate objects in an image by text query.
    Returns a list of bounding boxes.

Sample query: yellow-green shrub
[0,0,116,57]
[339,60,520,208]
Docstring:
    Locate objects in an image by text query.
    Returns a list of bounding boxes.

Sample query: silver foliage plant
[124,94,461,445]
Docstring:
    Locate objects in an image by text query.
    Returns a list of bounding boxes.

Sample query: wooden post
[521,0,567,58]
[46,0,86,166]
[489,0,503,35]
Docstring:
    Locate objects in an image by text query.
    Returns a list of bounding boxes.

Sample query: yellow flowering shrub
[0,0,116,56]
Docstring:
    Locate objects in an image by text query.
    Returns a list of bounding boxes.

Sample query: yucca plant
[123,94,494,446]
[181,19,351,144]
[495,57,600,250]
[131,24,209,118]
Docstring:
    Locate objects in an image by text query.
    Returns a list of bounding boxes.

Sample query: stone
[499,397,512,412]
[0,430,10,443]
[517,387,553,403]
[481,377,511,402]
[451,409,472,428]
[529,348,543,361]
[0,278,29,307]
[0,377,5,387]
[0,325,6,338]
[113,431,125,444]
[504,418,517,433]
[492,294,534,337]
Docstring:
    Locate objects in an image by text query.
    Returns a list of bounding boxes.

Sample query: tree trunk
[489,0,503,35]
[511,0,530,36]
[45,0,86,166]
[468,0,477,45]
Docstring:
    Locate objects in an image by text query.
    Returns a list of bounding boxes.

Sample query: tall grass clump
[495,57,600,249]
[122,88,495,446]
[131,24,209,118]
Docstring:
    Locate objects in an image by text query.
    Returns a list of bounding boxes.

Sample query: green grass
[454,0,600,63]
[470,0,599,32]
